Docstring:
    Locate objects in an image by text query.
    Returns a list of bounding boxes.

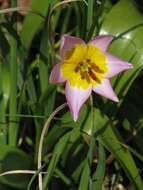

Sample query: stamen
[79,62,83,66]
[90,63,104,73]
[76,58,103,84]
[80,71,85,79]
[86,59,90,62]
[75,65,80,73]
[84,71,90,83]
[89,69,100,83]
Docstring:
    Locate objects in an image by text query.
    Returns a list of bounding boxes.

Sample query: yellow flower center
[61,43,108,89]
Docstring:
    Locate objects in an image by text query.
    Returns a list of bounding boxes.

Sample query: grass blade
[91,142,106,190]
[0,63,6,144]
[8,0,18,146]
[86,0,94,40]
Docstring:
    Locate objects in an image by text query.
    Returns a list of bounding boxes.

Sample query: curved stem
[37,103,67,190]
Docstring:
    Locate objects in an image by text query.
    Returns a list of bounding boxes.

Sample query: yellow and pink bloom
[49,35,133,121]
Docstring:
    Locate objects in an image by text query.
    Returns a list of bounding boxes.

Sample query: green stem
[9,0,18,146]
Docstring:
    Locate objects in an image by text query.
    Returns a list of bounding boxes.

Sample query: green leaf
[0,63,10,144]
[0,145,32,189]
[91,143,106,190]
[78,160,90,190]
[20,0,53,49]
[119,84,143,155]
[100,0,143,114]
[1,63,10,113]
[82,108,143,190]
[38,27,56,117]
[86,0,94,39]
[101,0,143,37]
[43,105,90,189]
[43,132,70,189]
[46,106,90,183]
[44,125,70,154]
[8,18,18,146]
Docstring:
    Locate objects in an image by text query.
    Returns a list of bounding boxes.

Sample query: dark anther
[79,62,83,66]
[75,65,80,73]
[91,64,104,73]
[89,69,100,83]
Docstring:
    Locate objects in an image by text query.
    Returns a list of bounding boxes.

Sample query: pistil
[75,65,80,73]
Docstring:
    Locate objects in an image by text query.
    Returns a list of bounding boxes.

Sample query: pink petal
[89,35,113,52]
[93,79,119,102]
[105,53,133,78]
[65,82,92,121]
[49,63,66,84]
[60,35,85,59]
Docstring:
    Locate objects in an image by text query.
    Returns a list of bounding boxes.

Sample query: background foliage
[0,0,143,189]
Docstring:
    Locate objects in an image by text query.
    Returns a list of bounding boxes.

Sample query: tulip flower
[49,35,133,121]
